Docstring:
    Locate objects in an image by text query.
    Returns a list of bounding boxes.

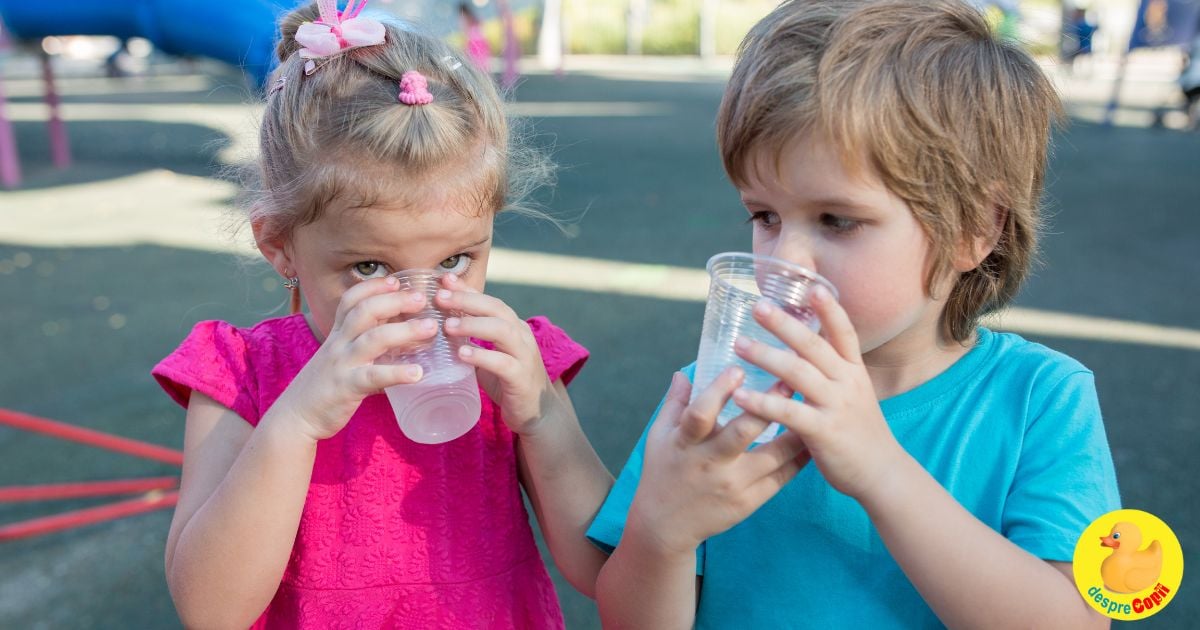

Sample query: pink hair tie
[398,71,434,105]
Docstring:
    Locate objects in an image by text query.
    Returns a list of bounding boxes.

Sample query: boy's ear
[251,217,294,277]
[953,204,1006,272]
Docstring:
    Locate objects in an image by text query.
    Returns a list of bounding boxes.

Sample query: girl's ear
[953,203,1006,273]
[251,218,294,277]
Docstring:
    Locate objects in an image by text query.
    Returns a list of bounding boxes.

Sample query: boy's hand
[435,274,556,435]
[730,285,907,502]
[626,369,811,556]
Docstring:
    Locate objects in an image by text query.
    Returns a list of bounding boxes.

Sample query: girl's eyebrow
[460,235,491,249]
[331,236,491,259]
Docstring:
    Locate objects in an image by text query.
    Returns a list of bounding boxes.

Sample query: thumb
[649,372,692,438]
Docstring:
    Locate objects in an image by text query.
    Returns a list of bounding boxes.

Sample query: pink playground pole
[40,50,70,169]
[497,0,520,90]
[0,20,20,188]
[0,64,20,188]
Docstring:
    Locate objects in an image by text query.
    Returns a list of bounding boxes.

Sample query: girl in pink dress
[152,2,611,627]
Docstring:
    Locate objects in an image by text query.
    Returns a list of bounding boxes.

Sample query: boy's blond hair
[718,0,1062,343]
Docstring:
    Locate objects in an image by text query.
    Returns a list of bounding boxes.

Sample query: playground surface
[1,53,1198,628]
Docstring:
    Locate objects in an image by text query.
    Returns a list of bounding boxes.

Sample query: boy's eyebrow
[740,194,875,213]
[806,197,875,213]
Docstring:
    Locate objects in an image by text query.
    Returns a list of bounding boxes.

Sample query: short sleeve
[151,320,261,425]
[586,364,705,574]
[526,316,589,385]
[1002,370,1121,561]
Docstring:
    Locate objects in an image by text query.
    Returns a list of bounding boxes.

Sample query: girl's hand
[435,274,555,435]
[627,369,810,555]
[730,286,907,502]
[282,276,438,441]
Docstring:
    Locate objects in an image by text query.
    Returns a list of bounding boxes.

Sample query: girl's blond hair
[718,0,1062,343]
[244,2,550,245]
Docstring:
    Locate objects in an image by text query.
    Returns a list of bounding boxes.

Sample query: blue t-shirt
[587,328,1121,628]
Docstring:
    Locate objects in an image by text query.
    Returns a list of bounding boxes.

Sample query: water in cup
[380,269,481,444]
[691,252,836,444]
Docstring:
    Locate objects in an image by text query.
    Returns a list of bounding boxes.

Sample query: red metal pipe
[0,490,179,542]
[0,408,183,466]
[0,476,179,502]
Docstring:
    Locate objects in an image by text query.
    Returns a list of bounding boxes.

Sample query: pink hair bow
[296,0,386,74]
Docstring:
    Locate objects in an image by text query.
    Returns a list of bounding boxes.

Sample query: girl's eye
[745,211,781,229]
[352,261,388,279]
[438,254,471,274]
[820,213,862,234]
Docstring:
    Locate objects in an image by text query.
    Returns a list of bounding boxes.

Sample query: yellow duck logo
[1100,521,1163,593]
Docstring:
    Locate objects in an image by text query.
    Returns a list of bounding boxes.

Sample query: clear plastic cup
[691,252,838,444]
[379,269,482,444]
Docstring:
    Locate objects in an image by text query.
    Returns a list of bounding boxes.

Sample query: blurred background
[1,0,1196,627]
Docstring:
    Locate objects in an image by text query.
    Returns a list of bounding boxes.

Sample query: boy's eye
[352,261,388,279]
[745,211,780,229]
[820,213,861,234]
[438,254,471,274]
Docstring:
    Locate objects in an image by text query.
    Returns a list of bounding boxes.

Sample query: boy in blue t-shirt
[588,1,1120,627]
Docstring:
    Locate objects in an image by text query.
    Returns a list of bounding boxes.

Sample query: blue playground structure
[0,0,292,86]
[0,0,299,188]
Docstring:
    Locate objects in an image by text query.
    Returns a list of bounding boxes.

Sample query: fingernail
[733,388,750,403]
[755,300,775,316]
[735,337,751,351]
[407,366,423,380]
[446,274,459,284]
[459,345,474,358]
[813,285,830,302]
[420,318,437,331]
[728,366,744,382]
[409,291,425,302]
[438,289,453,301]
[446,317,460,329]
[385,276,398,286]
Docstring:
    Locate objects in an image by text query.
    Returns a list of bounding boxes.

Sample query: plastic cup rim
[705,252,838,301]
[388,267,449,281]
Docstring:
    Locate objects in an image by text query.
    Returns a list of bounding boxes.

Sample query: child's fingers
[435,277,519,322]
[743,448,810,506]
[709,412,775,459]
[811,285,861,363]
[648,372,692,438]
[677,367,743,445]
[332,277,401,330]
[350,319,439,363]
[340,288,427,339]
[750,300,843,379]
[733,338,830,406]
[456,344,520,382]
[351,363,425,393]
[444,315,530,358]
[742,431,809,481]
[732,386,819,443]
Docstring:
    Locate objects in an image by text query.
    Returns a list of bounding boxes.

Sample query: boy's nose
[767,241,817,273]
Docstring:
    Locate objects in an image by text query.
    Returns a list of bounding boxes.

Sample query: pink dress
[153,313,588,629]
